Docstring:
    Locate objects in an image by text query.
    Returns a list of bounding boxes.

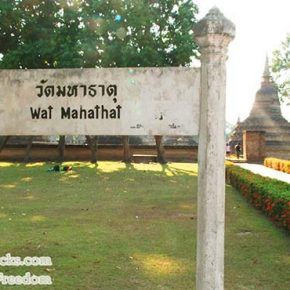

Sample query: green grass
[0,162,289,290]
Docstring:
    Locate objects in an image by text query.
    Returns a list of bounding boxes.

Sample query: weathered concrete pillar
[243,130,265,162]
[194,7,235,290]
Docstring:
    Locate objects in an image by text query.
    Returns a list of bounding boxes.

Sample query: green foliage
[0,0,199,69]
[272,33,290,103]
[226,163,290,231]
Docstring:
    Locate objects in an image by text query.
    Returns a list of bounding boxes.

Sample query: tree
[0,0,199,69]
[272,33,290,104]
[0,0,87,68]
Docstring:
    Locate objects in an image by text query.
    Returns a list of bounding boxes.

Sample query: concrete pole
[194,7,235,290]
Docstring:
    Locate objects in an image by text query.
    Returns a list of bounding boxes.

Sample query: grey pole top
[194,7,235,47]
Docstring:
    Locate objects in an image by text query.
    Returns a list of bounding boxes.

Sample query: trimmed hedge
[264,157,290,174]
[226,163,290,231]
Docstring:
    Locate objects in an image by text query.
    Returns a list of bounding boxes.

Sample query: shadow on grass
[0,162,289,290]
[0,161,198,290]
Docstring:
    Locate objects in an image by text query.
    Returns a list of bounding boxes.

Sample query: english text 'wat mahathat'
[229,57,290,159]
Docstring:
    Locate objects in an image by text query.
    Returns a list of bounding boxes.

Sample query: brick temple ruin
[229,57,290,160]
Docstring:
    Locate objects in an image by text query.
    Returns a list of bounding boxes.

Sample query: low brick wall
[0,144,198,162]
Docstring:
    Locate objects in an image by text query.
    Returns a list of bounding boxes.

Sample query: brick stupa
[229,57,290,158]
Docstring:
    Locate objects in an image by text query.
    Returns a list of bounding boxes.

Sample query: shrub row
[226,163,290,231]
[264,157,290,174]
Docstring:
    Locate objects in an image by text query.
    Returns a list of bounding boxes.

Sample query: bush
[264,157,290,174]
[226,163,290,231]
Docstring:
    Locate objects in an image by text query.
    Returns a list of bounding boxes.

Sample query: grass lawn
[0,161,289,290]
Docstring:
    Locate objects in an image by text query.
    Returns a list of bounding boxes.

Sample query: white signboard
[0,67,200,136]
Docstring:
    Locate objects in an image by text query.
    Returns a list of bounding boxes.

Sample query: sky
[194,0,290,125]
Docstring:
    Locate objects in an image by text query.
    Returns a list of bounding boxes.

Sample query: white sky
[194,0,290,125]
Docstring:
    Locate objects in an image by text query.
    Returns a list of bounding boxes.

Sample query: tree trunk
[0,136,10,153]
[23,136,33,163]
[58,135,65,162]
[122,136,131,163]
[86,135,99,163]
[154,135,166,164]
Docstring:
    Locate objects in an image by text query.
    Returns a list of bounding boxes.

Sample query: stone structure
[243,131,265,162]
[194,7,235,290]
[230,57,290,159]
